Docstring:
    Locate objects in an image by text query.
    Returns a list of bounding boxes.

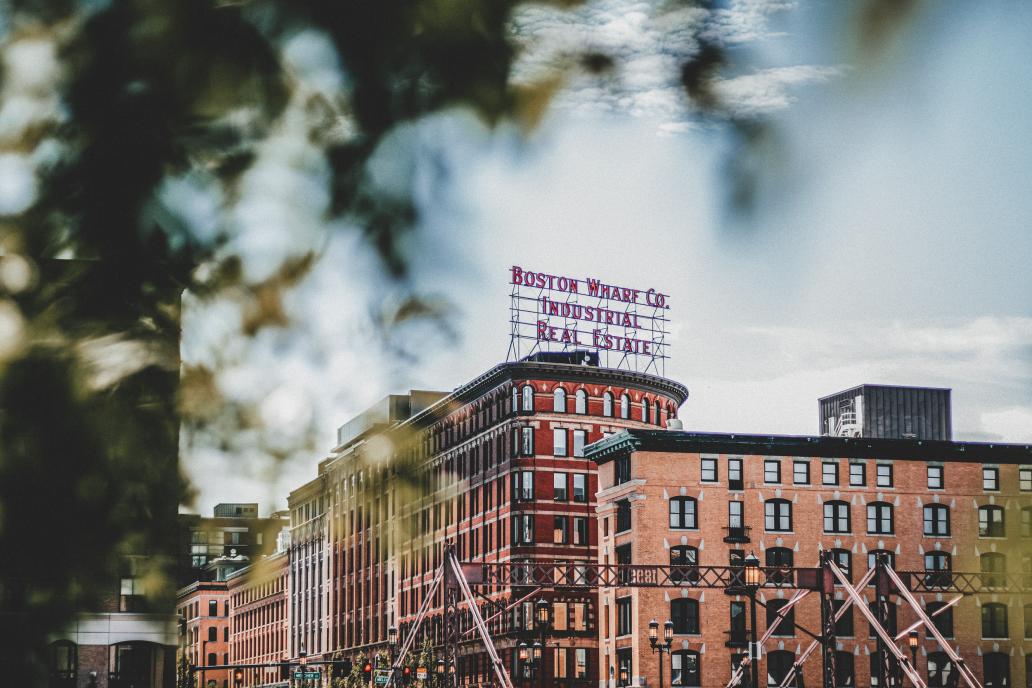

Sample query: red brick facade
[228,552,289,687]
[286,359,688,687]
[590,431,1032,688]
[178,582,231,688]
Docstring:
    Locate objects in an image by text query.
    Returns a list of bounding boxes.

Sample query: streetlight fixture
[908,630,919,668]
[618,665,629,687]
[387,626,398,688]
[743,552,762,688]
[648,619,675,688]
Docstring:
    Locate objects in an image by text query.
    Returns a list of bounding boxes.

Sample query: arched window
[553,388,566,413]
[923,504,949,536]
[50,640,77,686]
[831,548,852,582]
[511,387,518,413]
[981,602,1008,638]
[521,385,534,413]
[980,552,1007,588]
[834,651,854,687]
[575,389,587,414]
[603,392,614,417]
[766,600,795,636]
[923,552,951,587]
[669,497,698,529]
[978,505,1005,537]
[982,652,1010,688]
[823,501,850,533]
[925,601,954,638]
[671,650,701,687]
[670,545,699,584]
[866,502,894,534]
[642,399,650,423]
[671,598,700,634]
[764,499,792,532]
[620,394,630,419]
[654,400,663,426]
[766,547,793,584]
[767,650,795,686]
[927,652,953,688]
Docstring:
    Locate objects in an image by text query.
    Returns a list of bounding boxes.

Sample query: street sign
[416,667,428,680]
[374,670,390,686]
[293,671,321,680]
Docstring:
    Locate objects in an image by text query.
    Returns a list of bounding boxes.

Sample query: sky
[181,0,1032,516]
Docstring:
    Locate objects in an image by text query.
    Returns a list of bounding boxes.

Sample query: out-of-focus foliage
[0,0,926,682]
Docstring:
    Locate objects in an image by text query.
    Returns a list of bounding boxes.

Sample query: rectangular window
[514,471,534,501]
[521,427,534,456]
[983,467,999,491]
[793,461,810,485]
[512,514,534,544]
[1020,467,1032,492]
[764,459,781,484]
[616,500,631,533]
[615,456,631,485]
[927,464,944,489]
[616,597,632,636]
[572,474,587,502]
[701,458,718,483]
[553,648,568,679]
[553,428,567,457]
[572,430,586,457]
[573,517,588,545]
[876,464,893,488]
[822,462,839,486]
[728,501,743,528]
[765,501,791,532]
[575,649,588,679]
[849,463,865,487]
[728,458,743,491]
[553,516,568,544]
[553,473,568,501]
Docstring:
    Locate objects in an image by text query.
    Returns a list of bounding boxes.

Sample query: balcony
[723,526,751,544]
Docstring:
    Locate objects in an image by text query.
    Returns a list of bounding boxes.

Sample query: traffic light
[341,659,353,677]
[363,662,373,682]
[403,666,412,685]
[233,669,244,686]
[280,661,290,681]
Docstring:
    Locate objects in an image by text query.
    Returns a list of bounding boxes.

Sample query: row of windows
[657,497,920,535]
[511,514,591,545]
[512,471,589,502]
[512,426,594,458]
[699,458,1032,492]
[513,385,673,424]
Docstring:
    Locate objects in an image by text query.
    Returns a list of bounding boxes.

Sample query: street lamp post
[743,553,762,688]
[535,599,550,688]
[388,626,398,688]
[908,630,919,670]
[299,646,308,688]
[648,619,674,688]
[518,642,530,687]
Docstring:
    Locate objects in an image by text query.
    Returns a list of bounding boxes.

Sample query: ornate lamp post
[648,619,674,688]
[518,642,530,687]
[908,630,919,669]
[534,599,550,688]
[299,646,308,688]
[743,553,762,688]
[388,626,398,688]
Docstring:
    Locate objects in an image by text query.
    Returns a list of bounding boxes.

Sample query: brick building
[177,582,231,688]
[587,429,1032,688]
[283,353,688,685]
[228,551,289,687]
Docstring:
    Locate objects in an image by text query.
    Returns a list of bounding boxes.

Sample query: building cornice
[585,429,1032,465]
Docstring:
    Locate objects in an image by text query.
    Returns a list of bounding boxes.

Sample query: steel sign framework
[506,265,671,375]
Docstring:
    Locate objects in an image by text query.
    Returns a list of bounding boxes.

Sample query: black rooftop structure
[585,429,1032,465]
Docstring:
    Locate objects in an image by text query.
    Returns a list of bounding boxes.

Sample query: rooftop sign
[506,265,670,374]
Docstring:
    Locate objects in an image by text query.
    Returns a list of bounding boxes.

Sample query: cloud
[509,0,834,131]
[712,65,842,118]
[679,316,1032,442]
